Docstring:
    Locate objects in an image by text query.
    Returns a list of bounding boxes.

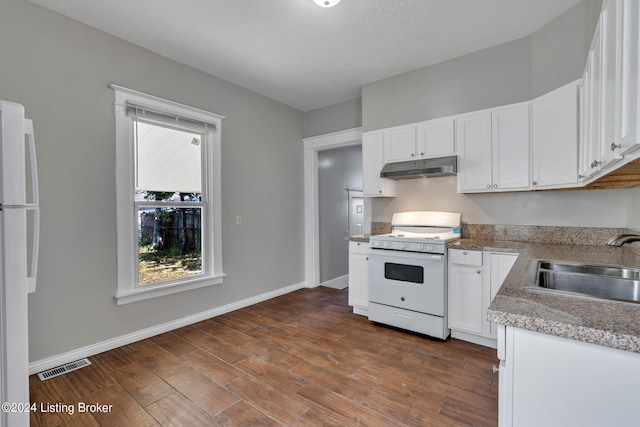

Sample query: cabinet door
[510,328,640,427]
[531,81,579,188]
[578,75,590,181]
[587,24,603,177]
[348,242,369,312]
[487,253,517,338]
[448,264,484,334]
[384,125,417,163]
[418,118,455,158]
[600,0,623,168]
[363,131,396,197]
[456,112,493,192]
[492,104,530,190]
[616,0,640,156]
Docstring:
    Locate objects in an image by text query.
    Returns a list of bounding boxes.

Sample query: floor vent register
[37,358,92,381]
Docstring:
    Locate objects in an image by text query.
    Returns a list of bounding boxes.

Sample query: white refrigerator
[0,101,39,427]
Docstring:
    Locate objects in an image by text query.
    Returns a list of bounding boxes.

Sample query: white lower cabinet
[448,250,484,335]
[497,326,640,427]
[348,241,369,316]
[486,253,518,339]
[448,250,517,347]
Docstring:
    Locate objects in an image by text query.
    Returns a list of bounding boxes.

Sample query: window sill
[115,273,225,305]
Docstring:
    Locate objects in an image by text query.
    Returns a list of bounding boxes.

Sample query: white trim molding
[320,274,349,290]
[29,282,306,375]
[110,84,225,304]
[303,127,362,288]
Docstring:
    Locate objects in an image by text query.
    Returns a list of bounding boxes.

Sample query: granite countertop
[450,238,640,353]
[347,235,370,243]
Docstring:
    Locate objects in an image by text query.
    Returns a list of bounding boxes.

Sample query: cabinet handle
[493,184,498,188]
[477,270,481,274]
[591,160,601,168]
[532,181,537,186]
[487,184,491,189]
[411,153,415,157]
[578,174,585,179]
[420,152,424,156]
[463,251,467,255]
[611,142,621,151]
[379,190,382,193]
[366,257,368,261]
[492,364,499,374]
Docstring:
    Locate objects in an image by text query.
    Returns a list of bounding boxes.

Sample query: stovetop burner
[369,211,462,248]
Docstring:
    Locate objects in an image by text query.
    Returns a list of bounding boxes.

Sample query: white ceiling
[31,0,582,112]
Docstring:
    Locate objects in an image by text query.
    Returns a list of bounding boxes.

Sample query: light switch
[236,215,242,225]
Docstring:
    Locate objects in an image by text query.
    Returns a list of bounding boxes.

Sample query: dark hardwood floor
[29,287,498,426]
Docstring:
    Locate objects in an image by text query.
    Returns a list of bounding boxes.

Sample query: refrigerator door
[0,101,27,206]
[0,208,30,427]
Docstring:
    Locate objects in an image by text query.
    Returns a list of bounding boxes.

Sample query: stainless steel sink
[525,260,640,305]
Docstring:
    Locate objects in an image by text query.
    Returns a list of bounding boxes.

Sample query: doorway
[303,128,363,288]
[317,146,363,288]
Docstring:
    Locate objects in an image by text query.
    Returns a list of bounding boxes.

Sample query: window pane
[135,121,202,195]
[138,206,202,286]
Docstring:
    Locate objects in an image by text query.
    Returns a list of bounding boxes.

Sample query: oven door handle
[369,251,444,262]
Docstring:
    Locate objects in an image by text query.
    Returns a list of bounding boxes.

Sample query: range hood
[380,155,457,179]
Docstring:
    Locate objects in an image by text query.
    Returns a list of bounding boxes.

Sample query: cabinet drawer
[449,249,482,266]
[349,241,369,255]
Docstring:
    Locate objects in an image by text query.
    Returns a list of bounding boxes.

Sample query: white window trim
[111,85,225,305]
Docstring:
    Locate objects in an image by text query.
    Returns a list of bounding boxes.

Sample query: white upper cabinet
[615,0,640,156]
[580,0,640,181]
[457,111,493,192]
[492,104,531,190]
[585,24,604,177]
[383,118,456,164]
[599,0,624,168]
[579,72,591,181]
[383,125,418,163]
[362,130,396,197]
[457,104,530,193]
[417,117,455,158]
[531,80,580,189]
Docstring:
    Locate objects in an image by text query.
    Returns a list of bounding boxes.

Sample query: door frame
[303,127,362,288]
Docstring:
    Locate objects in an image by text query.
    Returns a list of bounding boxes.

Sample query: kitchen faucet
[606,233,640,247]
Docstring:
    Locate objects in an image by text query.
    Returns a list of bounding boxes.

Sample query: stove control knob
[400,243,406,249]
[419,244,425,251]
[383,242,390,248]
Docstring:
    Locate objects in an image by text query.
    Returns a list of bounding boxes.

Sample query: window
[112,85,225,304]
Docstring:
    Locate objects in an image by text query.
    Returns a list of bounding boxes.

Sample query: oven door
[369,249,446,316]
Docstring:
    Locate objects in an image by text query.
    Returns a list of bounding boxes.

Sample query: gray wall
[318,146,363,283]
[361,0,624,229]
[362,37,532,132]
[303,97,362,138]
[361,0,602,132]
[531,0,602,97]
[1,0,304,361]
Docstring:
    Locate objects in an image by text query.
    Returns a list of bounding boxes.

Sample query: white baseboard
[29,281,306,375]
[320,274,348,290]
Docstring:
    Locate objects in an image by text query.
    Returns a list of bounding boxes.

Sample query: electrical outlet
[236,215,242,225]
